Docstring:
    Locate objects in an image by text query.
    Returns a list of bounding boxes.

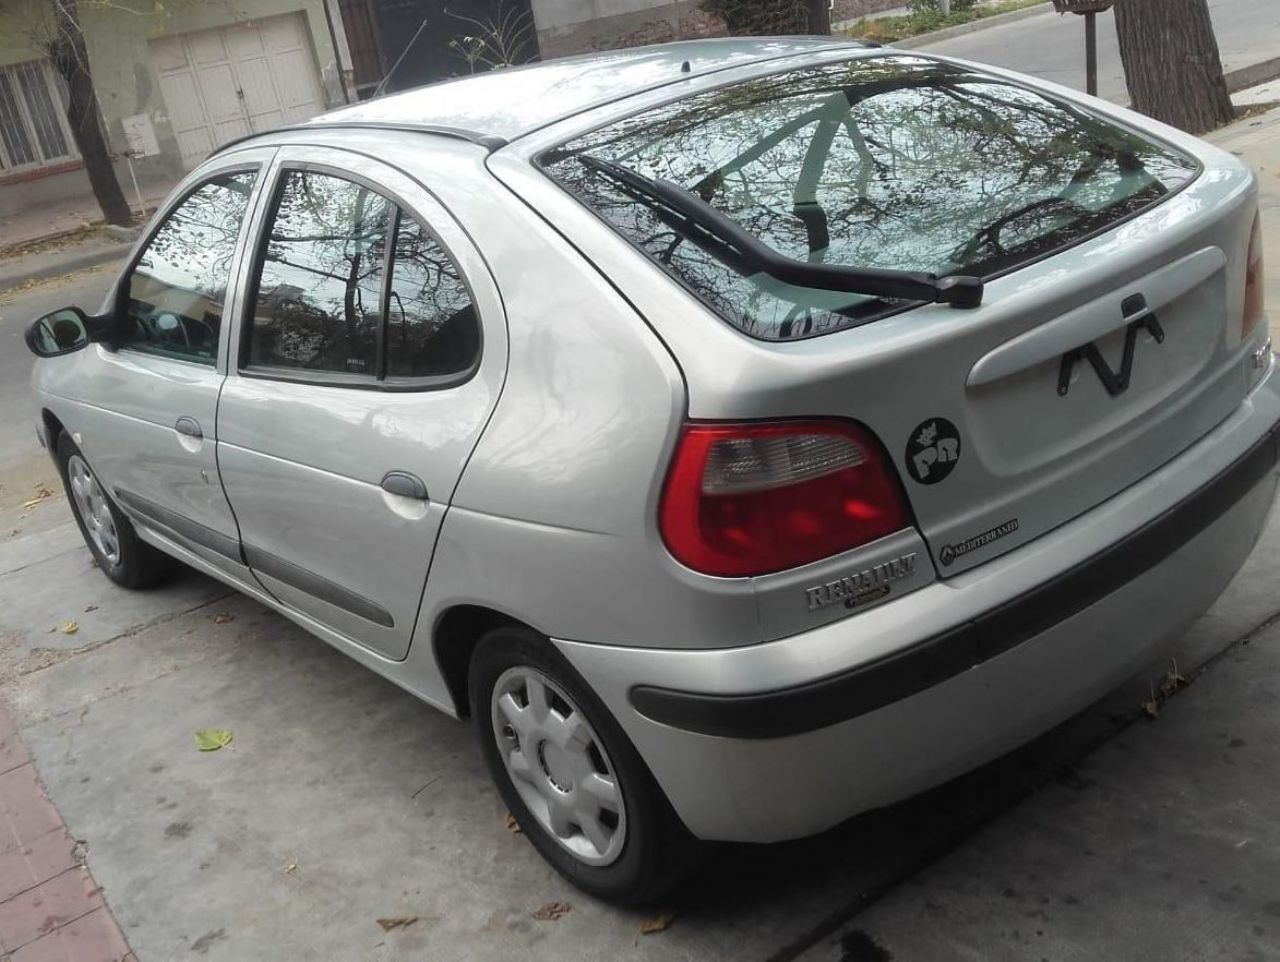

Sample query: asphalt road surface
[914,0,1280,102]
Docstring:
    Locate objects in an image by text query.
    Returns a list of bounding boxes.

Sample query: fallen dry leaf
[282,857,298,875]
[1141,683,1160,719]
[504,812,522,834]
[194,728,233,751]
[376,916,418,932]
[22,486,53,509]
[638,911,677,936]
[57,620,79,635]
[532,901,571,921]
[213,613,234,625]
[1158,658,1189,698]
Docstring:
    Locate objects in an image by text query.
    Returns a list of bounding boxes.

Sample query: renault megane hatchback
[27,39,1275,903]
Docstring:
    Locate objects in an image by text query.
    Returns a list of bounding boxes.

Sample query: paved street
[912,0,1280,103]
[1,68,1279,962]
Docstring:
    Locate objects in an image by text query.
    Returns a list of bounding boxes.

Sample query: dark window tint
[541,56,1199,341]
[248,171,390,375]
[384,213,478,379]
[123,171,256,364]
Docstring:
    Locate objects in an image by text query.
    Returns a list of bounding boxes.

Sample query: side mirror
[25,307,104,358]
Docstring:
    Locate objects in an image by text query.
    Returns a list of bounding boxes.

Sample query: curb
[1226,56,1280,95]
[838,2,1053,48]
[0,245,127,293]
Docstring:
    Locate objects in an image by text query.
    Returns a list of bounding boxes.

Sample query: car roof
[297,37,875,148]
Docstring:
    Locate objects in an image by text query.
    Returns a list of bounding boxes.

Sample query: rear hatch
[536,53,1261,577]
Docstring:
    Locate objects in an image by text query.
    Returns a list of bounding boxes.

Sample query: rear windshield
[540,55,1199,341]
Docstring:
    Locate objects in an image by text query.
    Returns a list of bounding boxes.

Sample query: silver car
[26,38,1275,904]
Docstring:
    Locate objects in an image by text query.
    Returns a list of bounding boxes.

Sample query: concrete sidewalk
[0,178,171,254]
[794,598,1280,961]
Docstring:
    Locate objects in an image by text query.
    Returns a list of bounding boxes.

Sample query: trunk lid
[884,219,1252,575]
[536,52,1260,577]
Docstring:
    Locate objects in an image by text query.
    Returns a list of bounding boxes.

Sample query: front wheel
[470,626,695,905]
[56,433,173,589]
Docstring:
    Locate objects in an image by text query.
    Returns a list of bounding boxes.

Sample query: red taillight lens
[1244,212,1265,337]
[659,420,910,577]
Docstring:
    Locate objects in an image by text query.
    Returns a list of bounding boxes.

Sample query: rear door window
[248,170,390,376]
[244,169,479,385]
[541,55,1199,341]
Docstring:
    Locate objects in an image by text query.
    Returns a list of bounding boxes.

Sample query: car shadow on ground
[5,554,1157,961]
[661,696,1130,961]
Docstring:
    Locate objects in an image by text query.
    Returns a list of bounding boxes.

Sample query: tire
[470,626,696,905]
[55,432,173,589]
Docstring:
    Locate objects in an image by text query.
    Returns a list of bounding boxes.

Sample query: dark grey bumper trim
[630,419,1280,740]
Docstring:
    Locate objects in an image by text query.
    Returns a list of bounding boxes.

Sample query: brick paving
[0,703,133,962]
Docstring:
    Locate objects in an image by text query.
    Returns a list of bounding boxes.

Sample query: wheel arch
[433,604,530,718]
[41,408,66,452]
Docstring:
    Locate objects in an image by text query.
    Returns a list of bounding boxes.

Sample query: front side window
[246,169,479,383]
[122,170,257,364]
[541,55,1199,341]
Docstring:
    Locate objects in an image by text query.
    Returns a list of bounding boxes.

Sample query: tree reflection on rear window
[540,55,1199,341]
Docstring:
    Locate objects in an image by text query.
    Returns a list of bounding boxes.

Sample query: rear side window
[246,169,479,384]
[385,214,479,379]
[122,170,256,364]
[541,55,1199,341]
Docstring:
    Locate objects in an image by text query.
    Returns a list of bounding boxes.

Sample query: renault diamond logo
[1058,293,1164,398]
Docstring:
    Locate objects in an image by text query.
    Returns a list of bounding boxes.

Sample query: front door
[72,151,273,575]
[216,148,506,660]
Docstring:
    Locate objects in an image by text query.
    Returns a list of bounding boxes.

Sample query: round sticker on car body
[905,418,961,485]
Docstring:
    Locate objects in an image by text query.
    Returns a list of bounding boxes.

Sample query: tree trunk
[1114,0,1234,135]
[806,0,831,34]
[47,0,132,226]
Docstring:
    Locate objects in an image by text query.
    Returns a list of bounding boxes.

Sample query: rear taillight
[1244,212,1265,337]
[659,420,909,577]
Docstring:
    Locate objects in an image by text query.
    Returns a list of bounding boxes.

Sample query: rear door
[217,147,505,660]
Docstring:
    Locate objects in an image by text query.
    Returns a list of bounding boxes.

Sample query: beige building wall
[0,0,343,220]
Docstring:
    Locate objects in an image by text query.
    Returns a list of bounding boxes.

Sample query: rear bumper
[554,368,1280,842]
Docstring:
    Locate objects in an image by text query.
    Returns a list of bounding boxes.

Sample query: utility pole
[1050,0,1116,97]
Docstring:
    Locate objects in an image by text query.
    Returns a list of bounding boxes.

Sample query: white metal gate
[152,13,327,169]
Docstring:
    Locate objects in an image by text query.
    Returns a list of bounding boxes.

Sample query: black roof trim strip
[210,122,508,159]
[630,418,1280,740]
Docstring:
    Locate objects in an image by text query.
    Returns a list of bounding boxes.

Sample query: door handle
[175,417,203,440]
[380,471,428,501]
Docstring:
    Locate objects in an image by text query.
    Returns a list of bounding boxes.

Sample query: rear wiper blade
[579,154,983,308]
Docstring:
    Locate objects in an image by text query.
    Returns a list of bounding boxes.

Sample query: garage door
[152,13,327,169]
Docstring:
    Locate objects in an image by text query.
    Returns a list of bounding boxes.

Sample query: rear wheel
[56,433,173,589]
[469,626,695,904]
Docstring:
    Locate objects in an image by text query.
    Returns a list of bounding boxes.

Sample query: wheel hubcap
[490,667,626,866]
[67,455,120,566]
